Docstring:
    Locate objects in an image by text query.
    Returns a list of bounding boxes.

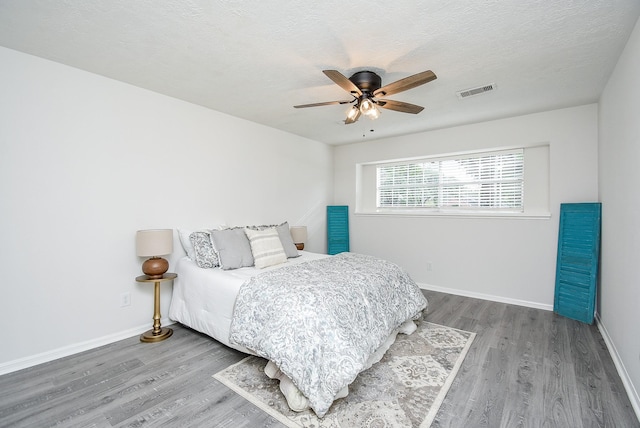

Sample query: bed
[168,225,428,417]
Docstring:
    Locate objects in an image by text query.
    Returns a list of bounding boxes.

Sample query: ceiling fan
[294,69,437,124]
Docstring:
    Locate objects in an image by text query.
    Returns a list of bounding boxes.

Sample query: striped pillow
[244,227,287,269]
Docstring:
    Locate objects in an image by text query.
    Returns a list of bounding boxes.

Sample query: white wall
[598,16,640,415]
[334,104,599,308]
[0,47,333,370]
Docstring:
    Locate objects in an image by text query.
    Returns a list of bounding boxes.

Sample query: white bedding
[168,250,426,416]
[229,252,428,416]
[168,251,329,354]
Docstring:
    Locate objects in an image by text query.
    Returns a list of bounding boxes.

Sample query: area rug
[213,321,475,428]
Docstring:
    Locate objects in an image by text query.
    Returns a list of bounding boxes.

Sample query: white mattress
[168,251,329,353]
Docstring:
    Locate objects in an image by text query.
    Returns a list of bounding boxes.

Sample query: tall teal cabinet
[553,202,601,324]
[327,205,349,255]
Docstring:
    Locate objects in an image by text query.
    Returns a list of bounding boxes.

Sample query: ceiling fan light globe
[360,98,375,114]
[346,106,359,121]
[367,106,381,120]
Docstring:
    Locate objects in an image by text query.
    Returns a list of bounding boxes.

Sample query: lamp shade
[136,229,173,257]
[290,226,307,244]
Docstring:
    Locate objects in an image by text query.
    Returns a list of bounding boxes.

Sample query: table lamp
[290,226,307,251]
[136,229,173,279]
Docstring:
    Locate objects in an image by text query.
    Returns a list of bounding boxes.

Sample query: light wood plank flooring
[0,290,638,427]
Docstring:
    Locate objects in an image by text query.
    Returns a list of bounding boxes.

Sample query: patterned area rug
[213,320,475,428]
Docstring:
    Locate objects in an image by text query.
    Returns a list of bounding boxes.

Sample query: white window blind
[377,149,524,211]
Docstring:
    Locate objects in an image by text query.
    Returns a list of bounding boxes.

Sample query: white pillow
[244,227,288,269]
[178,228,197,260]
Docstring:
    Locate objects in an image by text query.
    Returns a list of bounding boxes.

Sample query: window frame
[355,145,551,219]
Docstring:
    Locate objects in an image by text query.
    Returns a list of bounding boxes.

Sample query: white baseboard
[417,282,554,311]
[418,283,639,421]
[0,318,175,376]
[2,283,548,376]
[5,293,638,424]
[595,314,640,421]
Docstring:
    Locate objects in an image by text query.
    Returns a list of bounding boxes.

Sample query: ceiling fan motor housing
[349,71,382,93]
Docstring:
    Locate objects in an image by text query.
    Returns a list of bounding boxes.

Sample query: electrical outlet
[120,292,131,307]
[426,261,433,272]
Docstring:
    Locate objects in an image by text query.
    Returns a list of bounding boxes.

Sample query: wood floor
[1,290,638,427]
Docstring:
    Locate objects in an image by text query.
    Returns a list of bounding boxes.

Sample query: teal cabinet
[553,202,601,324]
[327,205,349,255]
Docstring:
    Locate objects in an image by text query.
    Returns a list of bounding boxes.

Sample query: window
[356,145,549,217]
[376,149,524,212]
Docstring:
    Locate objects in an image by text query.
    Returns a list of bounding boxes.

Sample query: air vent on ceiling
[456,83,497,99]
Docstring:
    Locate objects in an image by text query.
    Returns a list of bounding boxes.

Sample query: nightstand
[135,272,177,342]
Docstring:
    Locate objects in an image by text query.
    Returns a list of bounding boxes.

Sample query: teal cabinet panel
[327,205,349,255]
[553,202,601,324]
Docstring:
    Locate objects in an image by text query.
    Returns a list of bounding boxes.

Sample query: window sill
[354,210,552,220]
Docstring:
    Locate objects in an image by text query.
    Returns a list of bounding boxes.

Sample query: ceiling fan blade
[344,109,361,125]
[377,99,424,114]
[323,70,363,96]
[294,100,353,108]
[373,70,437,97]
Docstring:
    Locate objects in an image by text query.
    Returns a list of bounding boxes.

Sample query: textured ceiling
[1,1,638,145]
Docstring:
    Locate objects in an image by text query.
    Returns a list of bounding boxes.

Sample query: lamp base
[140,327,173,343]
[142,257,169,279]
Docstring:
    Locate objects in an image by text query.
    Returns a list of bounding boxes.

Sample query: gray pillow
[275,222,300,258]
[210,228,254,270]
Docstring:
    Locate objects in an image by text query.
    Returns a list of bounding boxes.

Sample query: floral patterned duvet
[229,252,428,417]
